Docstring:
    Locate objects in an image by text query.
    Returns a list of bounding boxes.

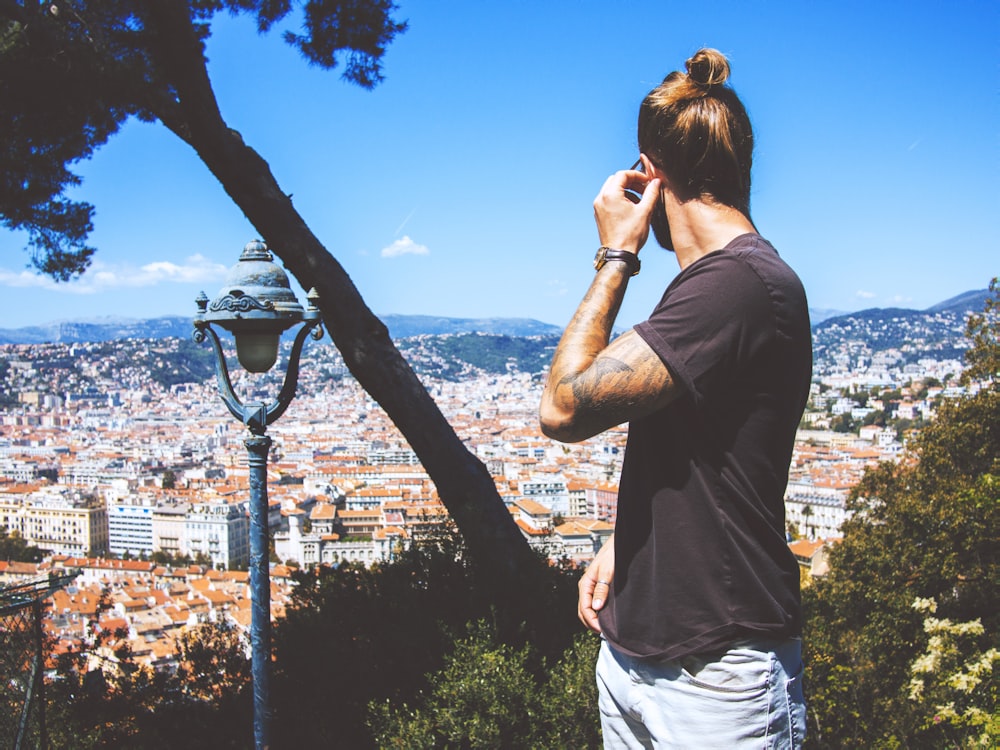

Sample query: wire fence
[0,573,77,750]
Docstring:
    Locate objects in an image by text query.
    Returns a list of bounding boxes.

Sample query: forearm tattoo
[542,264,675,441]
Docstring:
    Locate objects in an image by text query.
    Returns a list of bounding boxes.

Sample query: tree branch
[140,2,539,588]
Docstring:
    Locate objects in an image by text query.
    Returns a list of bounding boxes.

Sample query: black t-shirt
[599,233,812,660]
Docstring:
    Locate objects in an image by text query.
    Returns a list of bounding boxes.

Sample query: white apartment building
[64,460,140,489]
[784,481,852,540]
[107,497,156,558]
[185,500,249,569]
[552,518,614,561]
[368,446,420,465]
[0,459,59,483]
[274,511,409,567]
[517,477,570,516]
[153,502,189,559]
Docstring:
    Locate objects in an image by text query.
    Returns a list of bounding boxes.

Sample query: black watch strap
[594,246,640,276]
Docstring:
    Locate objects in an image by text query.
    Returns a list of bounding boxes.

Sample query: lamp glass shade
[235,331,280,373]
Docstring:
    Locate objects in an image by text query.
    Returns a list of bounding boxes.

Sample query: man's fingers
[637,177,661,209]
[592,579,610,608]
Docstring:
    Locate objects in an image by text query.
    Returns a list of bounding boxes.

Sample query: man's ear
[639,153,663,179]
[641,156,685,203]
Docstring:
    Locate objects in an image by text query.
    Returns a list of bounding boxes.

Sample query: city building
[185,500,249,569]
[784,481,852,540]
[0,485,108,556]
[108,497,156,558]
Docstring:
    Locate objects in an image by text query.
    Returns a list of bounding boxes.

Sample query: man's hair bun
[685,48,730,88]
[638,46,752,214]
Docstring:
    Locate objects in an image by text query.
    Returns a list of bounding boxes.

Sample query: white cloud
[0,254,228,294]
[380,236,429,258]
[0,268,60,290]
[855,290,876,300]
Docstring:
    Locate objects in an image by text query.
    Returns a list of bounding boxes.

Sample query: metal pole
[246,434,273,750]
[35,597,46,750]
[194,263,323,747]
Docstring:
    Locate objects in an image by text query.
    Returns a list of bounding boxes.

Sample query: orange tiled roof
[514,518,549,536]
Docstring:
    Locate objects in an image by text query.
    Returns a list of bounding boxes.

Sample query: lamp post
[193,240,323,750]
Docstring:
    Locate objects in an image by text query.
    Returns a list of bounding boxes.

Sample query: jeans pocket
[679,647,771,694]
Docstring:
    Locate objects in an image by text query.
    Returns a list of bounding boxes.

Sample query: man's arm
[539,166,683,443]
[539,267,681,442]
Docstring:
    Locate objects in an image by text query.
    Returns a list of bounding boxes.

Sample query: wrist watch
[594,246,640,276]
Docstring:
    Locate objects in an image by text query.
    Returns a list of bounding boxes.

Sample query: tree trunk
[146,4,540,592]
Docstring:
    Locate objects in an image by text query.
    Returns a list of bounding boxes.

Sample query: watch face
[594,247,606,269]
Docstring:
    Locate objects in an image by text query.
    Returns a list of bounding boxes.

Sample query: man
[539,48,811,748]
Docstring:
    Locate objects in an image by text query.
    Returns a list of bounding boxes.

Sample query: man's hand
[578,534,615,633]
[593,162,660,253]
[539,160,681,444]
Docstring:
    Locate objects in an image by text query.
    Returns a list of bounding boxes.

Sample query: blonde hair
[638,48,753,215]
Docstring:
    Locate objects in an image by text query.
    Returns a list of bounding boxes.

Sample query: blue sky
[1,0,997,330]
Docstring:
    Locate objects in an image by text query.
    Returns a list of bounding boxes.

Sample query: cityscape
[0,0,994,743]
[0,292,988,674]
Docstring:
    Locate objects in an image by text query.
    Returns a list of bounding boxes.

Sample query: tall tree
[0,1,538,593]
[803,283,999,747]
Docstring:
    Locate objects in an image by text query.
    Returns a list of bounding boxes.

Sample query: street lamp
[193,239,323,750]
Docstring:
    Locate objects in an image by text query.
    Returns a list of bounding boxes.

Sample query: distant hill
[0,289,988,347]
[926,288,991,315]
[0,314,561,345]
[810,288,990,369]
[813,288,989,332]
[380,314,561,338]
[393,332,559,379]
[0,316,195,345]
[1,289,990,385]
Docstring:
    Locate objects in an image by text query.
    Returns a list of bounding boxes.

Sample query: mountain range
[0,314,563,345]
[0,289,989,346]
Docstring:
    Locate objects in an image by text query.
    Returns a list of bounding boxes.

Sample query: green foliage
[270,531,581,748]
[172,621,251,706]
[161,470,177,490]
[39,524,586,748]
[149,549,193,566]
[812,304,983,365]
[962,277,999,386]
[397,333,559,378]
[0,526,45,562]
[85,338,215,388]
[0,1,406,279]
[861,408,886,427]
[0,357,10,404]
[434,333,557,374]
[148,339,216,387]
[369,624,601,749]
[830,412,855,433]
[45,618,251,749]
[285,0,408,88]
[803,287,1000,747]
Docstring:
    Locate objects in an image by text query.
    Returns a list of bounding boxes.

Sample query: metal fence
[0,573,77,750]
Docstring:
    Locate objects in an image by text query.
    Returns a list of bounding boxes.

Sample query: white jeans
[597,637,806,749]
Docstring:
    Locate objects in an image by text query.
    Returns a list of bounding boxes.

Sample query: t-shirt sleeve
[634,254,773,407]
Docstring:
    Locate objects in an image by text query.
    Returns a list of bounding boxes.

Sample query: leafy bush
[270,531,582,748]
[369,623,601,749]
